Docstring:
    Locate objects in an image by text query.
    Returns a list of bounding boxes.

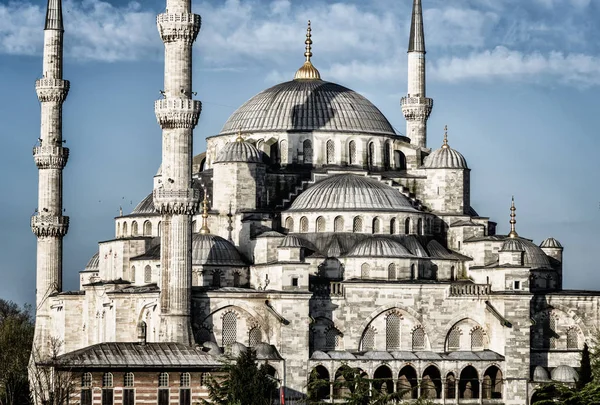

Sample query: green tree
[578,343,593,389]
[201,348,278,405]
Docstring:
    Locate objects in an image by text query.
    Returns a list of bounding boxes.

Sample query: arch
[412,326,426,350]
[284,216,294,232]
[131,221,138,236]
[390,218,396,235]
[383,141,391,169]
[180,372,191,387]
[398,365,418,399]
[308,365,330,402]
[82,372,92,387]
[326,139,335,164]
[567,327,579,349]
[102,372,113,387]
[368,141,375,169]
[248,325,262,347]
[395,150,407,170]
[303,139,313,164]
[122,222,128,236]
[124,372,134,387]
[450,266,456,281]
[373,365,394,395]
[471,326,485,350]
[405,217,411,234]
[157,221,162,236]
[386,312,401,350]
[410,264,416,280]
[316,216,326,233]
[143,220,152,236]
[333,365,353,399]
[300,216,309,233]
[144,265,152,284]
[222,311,237,347]
[447,327,461,351]
[361,263,370,279]
[348,140,357,165]
[353,216,363,232]
[422,365,442,399]
[130,266,136,283]
[483,366,503,399]
[211,270,221,288]
[445,373,456,400]
[117,222,120,238]
[417,218,423,236]
[334,216,344,232]
[269,142,280,164]
[191,220,197,233]
[158,372,169,387]
[280,140,288,165]
[388,263,396,280]
[459,366,479,399]
[361,326,375,351]
[372,217,381,234]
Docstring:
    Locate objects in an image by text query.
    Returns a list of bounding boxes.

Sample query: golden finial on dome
[294,20,321,80]
[199,189,211,234]
[508,196,519,238]
[235,128,244,142]
[442,125,449,149]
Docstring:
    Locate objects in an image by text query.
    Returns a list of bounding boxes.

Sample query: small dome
[500,239,525,252]
[541,238,563,249]
[85,252,99,271]
[533,366,550,382]
[255,343,281,360]
[202,341,222,356]
[348,237,413,258]
[498,238,551,269]
[130,193,157,215]
[192,234,246,266]
[423,146,468,169]
[215,140,262,164]
[230,342,247,357]
[551,365,579,383]
[279,235,317,251]
[289,174,416,212]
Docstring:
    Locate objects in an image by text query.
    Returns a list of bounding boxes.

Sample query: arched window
[158,373,169,405]
[82,373,92,387]
[201,373,211,387]
[395,150,407,170]
[303,140,313,164]
[445,373,456,400]
[222,312,237,347]
[386,312,401,350]
[280,140,288,164]
[233,272,241,288]
[123,373,134,405]
[131,221,138,236]
[368,142,375,169]
[180,373,190,387]
[459,366,479,399]
[471,327,484,350]
[130,266,136,283]
[417,218,423,235]
[450,266,456,281]
[211,271,221,288]
[361,263,370,279]
[299,216,309,232]
[405,218,411,234]
[144,266,152,284]
[353,216,363,233]
[388,263,396,280]
[124,372,134,387]
[143,220,152,236]
[326,140,335,164]
[122,222,128,236]
[334,216,344,232]
[348,140,357,165]
[316,216,325,232]
[390,218,396,235]
[157,221,162,236]
[372,217,381,234]
[410,264,416,280]
[362,326,375,351]
[483,366,503,399]
[567,328,579,349]
[269,142,279,164]
[285,216,294,232]
[249,326,262,347]
[117,222,121,238]
[412,326,426,350]
[448,327,461,351]
[191,220,196,233]
[102,373,114,405]
[549,315,557,349]
[180,373,191,405]
[325,328,340,350]
[383,142,391,169]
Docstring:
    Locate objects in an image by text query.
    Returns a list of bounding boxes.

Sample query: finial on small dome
[442,125,449,149]
[199,189,211,234]
[508,196,518,238]
[294,20,321,80]
[236,128,244,143]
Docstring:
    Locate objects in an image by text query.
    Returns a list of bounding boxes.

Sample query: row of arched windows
[361,263,419,280]
[361,322,426,351]
[215,311,263,348]
[118,220,161,238]
[286,215,429,235]
[129,265,153,284]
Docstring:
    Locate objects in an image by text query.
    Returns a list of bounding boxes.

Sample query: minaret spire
[401,0,433,150]
[508,197,519,238]
[294,20,321,81]
[199,190,211,234]
[32,0,70,358]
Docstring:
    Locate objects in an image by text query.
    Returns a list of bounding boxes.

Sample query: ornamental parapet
[155,99,202,129]
[157,12,201,44]
[31,214,69,237]
[153,188,200,215]
[36,78,70,102]
[401,96,433,120]
[33,146,69,169]
[449,283,490,297]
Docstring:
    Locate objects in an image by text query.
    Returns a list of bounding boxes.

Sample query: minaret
[154,0,201,344]
[401,0,433,149]
[31,0,70,355]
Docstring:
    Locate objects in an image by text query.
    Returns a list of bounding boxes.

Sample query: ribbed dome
[85,252,99,271]
[131,193,156,215]
[279,235,317,251]
[533,366,550,382]
[192,234,245,266]
[215,140,262,164]
[500,239,525,252]
[348,237,413,258]
[551,365,579,383]
[219,80,396,136]
[289,174,416,212]
[541,237,563,248]
[423,147,468,169]
[499,238,551,269]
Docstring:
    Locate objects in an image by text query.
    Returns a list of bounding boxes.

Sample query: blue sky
[1,0,599,305]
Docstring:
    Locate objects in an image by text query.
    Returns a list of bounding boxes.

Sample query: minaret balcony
[31,214,69,237]
[153,188,200,215]
[155,99,202,129]
[33,146,69,169]
[36,78,70,102]
[157,12,201,44]
[401,96,433,107]
[401,96,433,120]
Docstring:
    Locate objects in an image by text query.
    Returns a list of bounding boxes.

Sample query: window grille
[132,221,138,236]
[285,217,294,232]
[386,313,401,350]
[372,217,381,234]
[412,327,426,350]
[326,140,335,164]
[180,373,190,387]
[353,217,363,233]
[349,141,357,165]
[102,373,113,387]
[201,373,211,387]
[388,264,396,280]
[316,217,325,232]
[471,327,484,350]
[325,328,339,350]
[549,315,557,349]
[567,328,579,349]
[222,312,237,347]
[303,140,313,164]
[362,327,375,351]
[124,372,134,387]
[82,372,92,387]
[334,216,344,232]
[159,372,169,387]
[249,326,262,347]
[390,218,396,235]
[144,266,152,283]
[300,216,309,232]
[361,263,370,279]
[280,140,288,164]
[448,328,461,351]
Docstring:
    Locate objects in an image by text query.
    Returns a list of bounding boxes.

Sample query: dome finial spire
[236,127,244,142]
[199,189,211,234]
[442,125,449,149]
[294,20,321,80]
[508,196,519,238]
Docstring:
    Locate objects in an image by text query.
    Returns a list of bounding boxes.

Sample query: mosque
[30,0,600,404]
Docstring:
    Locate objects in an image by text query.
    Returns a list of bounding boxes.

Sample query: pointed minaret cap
[45,0,64,31]
[408,0,425,53]
[294,21,321,80]
[508,196,519,238]
[199,190,211,234]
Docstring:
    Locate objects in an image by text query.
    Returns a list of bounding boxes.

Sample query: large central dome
[219,80,396,136]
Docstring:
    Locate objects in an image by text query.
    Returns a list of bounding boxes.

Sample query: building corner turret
[401,0,433,149]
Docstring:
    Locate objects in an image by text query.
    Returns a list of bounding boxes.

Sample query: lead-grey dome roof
[215,140,262,164]
[192,234,245,266]
[423,146,468,169]
[541,237,563,248]
[348,237,413,258]
[533,366,550,382]
[499,238,552,269]
[289,174,416,212]
[131,193,156,215]
[219,80,396,136]
[85,252,99,271]
[551,365,579,383]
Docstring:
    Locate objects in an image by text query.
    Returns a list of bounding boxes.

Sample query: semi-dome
[348,237,413,258]
[541,237,563,248]
[85,252,99,271]
[499,238,551,269]
[533,366,550,382]
[551,365,579,383]
[192,233,246,266]
[289,174,416,212]
[219,80,396,136]
[131,193,156,215]
[215,139,262,164]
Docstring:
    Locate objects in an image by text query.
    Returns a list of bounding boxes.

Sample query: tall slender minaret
[154,0,201,344]
[401,0,433,149]
[31,0,70,355]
